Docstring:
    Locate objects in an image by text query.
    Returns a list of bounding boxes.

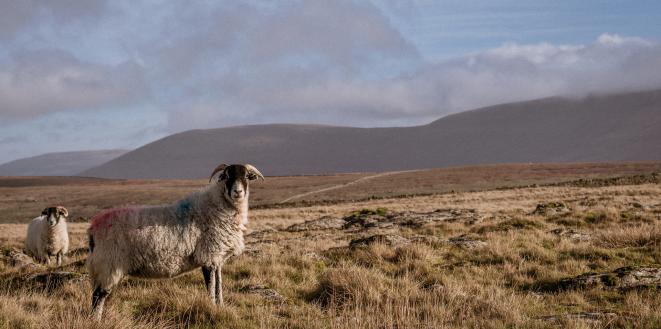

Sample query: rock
[396,209,482,227]
[342,208,482,230]
[343,212,392,229]
[409,235,445,245]
[555,266,661,291]
[532,202,571,216]
[239,284,286,303]
[537,312,617,324]
[423,283,447,293]
[285,216,346,232]
[615,266,661,289]
[549,228,591,242]
[27,271,87,290]
[5,248,40,268]
[301,251,327,261]
[349,234,410,248]
[448,234,487,249]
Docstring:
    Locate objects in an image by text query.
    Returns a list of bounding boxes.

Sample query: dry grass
[0,165,660,328]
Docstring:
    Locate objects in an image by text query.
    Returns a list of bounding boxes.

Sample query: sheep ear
[245,164,264,181]
[209,164,228,183]
[41,208,49,216]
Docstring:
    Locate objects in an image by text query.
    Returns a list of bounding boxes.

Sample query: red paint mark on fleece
[90,207,135,232]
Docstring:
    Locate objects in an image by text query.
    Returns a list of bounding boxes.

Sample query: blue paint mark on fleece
[176,199,193,220]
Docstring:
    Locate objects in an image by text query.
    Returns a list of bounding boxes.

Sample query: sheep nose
[232,188,244,198]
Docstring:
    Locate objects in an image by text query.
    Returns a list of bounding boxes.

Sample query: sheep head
[41,206,68,226]
[209,164,264,202]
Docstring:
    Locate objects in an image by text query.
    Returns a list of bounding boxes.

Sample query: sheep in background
[87,163,264,319]
[25,206,69,266]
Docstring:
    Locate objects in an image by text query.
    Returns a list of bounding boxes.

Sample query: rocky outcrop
[285,216,346,232]
[532,202,571,216]
[546,266,661,291]
[343,208,482,230]
[548,228,591,242]
[448,234,487,249]
[536,312,618,324]
[349,234,410,248]
[239,284,286,303]
[3,248,42,269]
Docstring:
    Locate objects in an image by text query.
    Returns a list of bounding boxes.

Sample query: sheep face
[220,165,256,201]
[210,164,264,202]
[41,206,68,226]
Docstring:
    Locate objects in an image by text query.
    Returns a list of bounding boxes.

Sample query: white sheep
[87,163,264,319]
[25,206,69,266]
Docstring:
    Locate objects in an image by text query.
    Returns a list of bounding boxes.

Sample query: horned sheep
[25,206,70,266]
[87,163,264,319]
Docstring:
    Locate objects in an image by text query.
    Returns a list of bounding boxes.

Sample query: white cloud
[1,0,661,165]
[162,32,661,130]
[0,49,148,119]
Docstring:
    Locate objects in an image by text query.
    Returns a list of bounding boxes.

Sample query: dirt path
[279,170,419,203]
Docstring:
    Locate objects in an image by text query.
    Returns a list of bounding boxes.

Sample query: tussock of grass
[596,225,661,248]
[2,180,661,327]
[308,266,387,309]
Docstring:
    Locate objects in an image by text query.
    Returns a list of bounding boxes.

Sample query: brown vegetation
[0,163,660,328]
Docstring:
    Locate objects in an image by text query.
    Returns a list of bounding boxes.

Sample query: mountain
[81,89,661,179]
[0,150,128,176]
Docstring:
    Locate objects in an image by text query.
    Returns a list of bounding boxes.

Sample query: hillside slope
[0,150,128,176]
[81,89,661,179]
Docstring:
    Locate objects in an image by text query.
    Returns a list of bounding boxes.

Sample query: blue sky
[1,0,661,164]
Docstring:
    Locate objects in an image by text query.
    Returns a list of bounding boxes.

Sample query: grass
[0,166,660,328]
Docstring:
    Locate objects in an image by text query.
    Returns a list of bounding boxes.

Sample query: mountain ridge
[0,150,129,176]
[80,88,661,179]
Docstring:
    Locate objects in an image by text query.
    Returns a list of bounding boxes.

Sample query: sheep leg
[215,267,223,305]
[202,266,217,304]
[92,287,110,320]
[56,252,62,267]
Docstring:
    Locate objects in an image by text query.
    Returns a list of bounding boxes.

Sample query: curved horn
[209,164,228,183]
[245,164,264,181]
[57,206,68,217]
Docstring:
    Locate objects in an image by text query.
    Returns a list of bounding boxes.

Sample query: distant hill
[0,150,128,176]
[81,89,661,179]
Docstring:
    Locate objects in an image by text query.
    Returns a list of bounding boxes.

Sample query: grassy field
[0,162,660,328]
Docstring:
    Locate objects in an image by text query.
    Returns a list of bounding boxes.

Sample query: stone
[549,228,591,242]
[537,312,617,324]
[349,234,410,248]
[555,266,661,291]
[448,234,487,249]
[532,202,571,216]
[285,216,346,232]
[239,284,286,303]
[5,248,40,268]
[342,208,482,230]
[27,271,87,290]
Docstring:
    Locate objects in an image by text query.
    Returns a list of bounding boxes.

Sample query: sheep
[87,163,264,319]
[25,206,69,266]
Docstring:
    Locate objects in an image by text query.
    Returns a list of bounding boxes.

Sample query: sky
[1,0,661,164]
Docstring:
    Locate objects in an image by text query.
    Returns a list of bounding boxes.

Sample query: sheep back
[87,194,244,281]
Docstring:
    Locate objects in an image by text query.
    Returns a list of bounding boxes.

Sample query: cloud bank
[0,0,660,163]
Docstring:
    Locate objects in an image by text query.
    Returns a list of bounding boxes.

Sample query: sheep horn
[209,164,228,183]
[58,206,68,217]
[245,164,264,181]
